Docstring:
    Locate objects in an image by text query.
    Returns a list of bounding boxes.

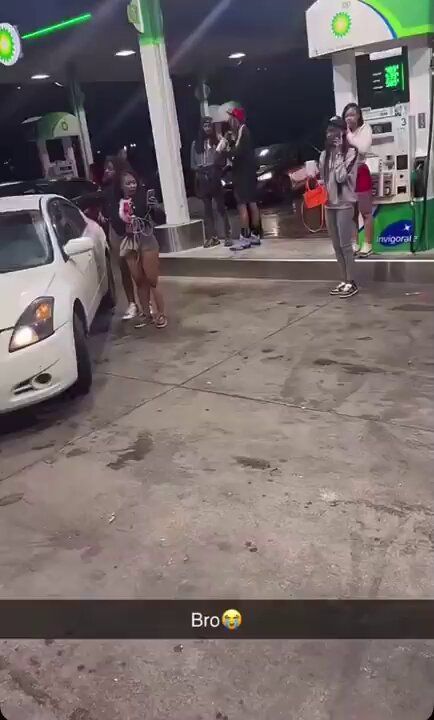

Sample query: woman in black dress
[223,107,261,251]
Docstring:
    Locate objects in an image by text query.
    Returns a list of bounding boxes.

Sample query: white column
[332,51,358,115]
[37,140,51,178]
[138,41,189,225]
[68,66,94,179]
[408,44,432,157]
[62,137,78,177]
[76,106,94,174]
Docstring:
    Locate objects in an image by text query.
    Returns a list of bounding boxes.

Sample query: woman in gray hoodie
[320,116,359,298]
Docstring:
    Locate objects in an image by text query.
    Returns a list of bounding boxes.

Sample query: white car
[0,194,116,413]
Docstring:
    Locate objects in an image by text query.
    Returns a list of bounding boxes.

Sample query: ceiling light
[116,49,136,57]
[228,52,246,60]
[54,81,63,87]
[31,74,50,80]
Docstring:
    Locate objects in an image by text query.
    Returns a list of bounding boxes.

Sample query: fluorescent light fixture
[22,13,92,41]
[116,49,136,57]
[54,81,63,87]
[259,148,270,157]
[31,74,50,80]
[228,52,246,60]
[258,171,273,182]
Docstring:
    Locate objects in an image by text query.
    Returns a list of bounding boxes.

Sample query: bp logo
[331,12,352,38]
[0,23,21,66]
[378,220,413,247]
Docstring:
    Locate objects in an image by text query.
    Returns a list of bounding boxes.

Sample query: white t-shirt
[347,123,373,163]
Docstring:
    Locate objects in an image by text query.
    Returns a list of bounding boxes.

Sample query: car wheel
[102,255,117,310]
[72,312,92,396]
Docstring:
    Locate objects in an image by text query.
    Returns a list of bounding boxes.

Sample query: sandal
[155,314,168,329]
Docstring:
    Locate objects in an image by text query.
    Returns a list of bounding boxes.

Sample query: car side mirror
[63,236,94,257]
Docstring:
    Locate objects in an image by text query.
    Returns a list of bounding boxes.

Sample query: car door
[47,198,100,323]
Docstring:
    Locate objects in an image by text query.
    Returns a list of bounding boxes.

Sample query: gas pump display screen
[357,49,409,110]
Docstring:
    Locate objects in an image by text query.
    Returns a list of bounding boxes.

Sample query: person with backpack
[320,116,359,298]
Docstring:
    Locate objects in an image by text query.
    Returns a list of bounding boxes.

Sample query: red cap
[228,107,246,123]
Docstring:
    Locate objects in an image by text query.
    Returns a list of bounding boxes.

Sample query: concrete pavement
[0,278,433,719]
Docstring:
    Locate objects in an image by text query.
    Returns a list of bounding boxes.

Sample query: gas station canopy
[0,0,311,83]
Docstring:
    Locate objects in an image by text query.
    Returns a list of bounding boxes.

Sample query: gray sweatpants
[325,206,356,283]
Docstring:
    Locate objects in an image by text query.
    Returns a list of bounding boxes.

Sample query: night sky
[0,0,333,183]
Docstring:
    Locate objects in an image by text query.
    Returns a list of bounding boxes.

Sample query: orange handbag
[303,179,328,209]
[302,179,327,233]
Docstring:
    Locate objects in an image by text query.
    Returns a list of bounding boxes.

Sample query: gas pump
[22,112,82,180]
[306,0,434,254]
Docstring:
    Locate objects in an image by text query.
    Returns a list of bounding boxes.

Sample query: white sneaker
[122,303,139,321]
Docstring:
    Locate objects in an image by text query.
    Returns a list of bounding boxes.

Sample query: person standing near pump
[343,103,374,258]
[320,116,359,298]
[191,117,232,248]
[219,107,261,251]
[102,156,139,321]
[118,169,168,329]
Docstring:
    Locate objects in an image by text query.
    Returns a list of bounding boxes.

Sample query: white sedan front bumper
[0,321,78,413]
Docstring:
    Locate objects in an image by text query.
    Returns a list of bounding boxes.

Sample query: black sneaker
[204,237,220,248]
[339,282,359,298]
[329,282,346,296]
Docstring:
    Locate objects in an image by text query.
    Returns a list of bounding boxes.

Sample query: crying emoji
[221,609,242,631]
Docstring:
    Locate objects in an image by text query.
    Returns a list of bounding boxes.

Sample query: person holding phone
[191,116,231,247]
[218,107,261,251]
[320,116,359,298]
[343,103,373,258]
[102,156,138,320]
[118,169,167,328]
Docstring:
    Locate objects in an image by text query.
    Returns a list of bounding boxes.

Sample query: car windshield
[0,210,53,274]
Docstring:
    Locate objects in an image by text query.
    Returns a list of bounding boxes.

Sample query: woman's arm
[231,126,250,160]
[347,124,372,155]
[191,142,199,171]
[335,148,358,184]
[319,151,326,183]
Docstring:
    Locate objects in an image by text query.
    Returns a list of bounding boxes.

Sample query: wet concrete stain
[107,432,153,470]
[234,456,271,470]
[0,493,24,507]
[392,304,434,312]
[31,442,55,451]
[65,448,87,458]
[314,358,388,375]
[0,659,55,708]
[69,708,94,720]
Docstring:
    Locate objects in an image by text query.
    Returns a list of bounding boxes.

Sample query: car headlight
[221,179,227,187]
[258,171,273,182]
[9,297,55,353]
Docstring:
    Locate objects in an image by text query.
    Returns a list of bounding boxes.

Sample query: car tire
[71,312,92,396]
[102,255,117,310]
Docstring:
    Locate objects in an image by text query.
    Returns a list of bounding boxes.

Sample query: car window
[48,199,86,247]
[0,210,53,273]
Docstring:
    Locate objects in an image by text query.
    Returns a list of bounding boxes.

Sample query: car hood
[0,265,55,330]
